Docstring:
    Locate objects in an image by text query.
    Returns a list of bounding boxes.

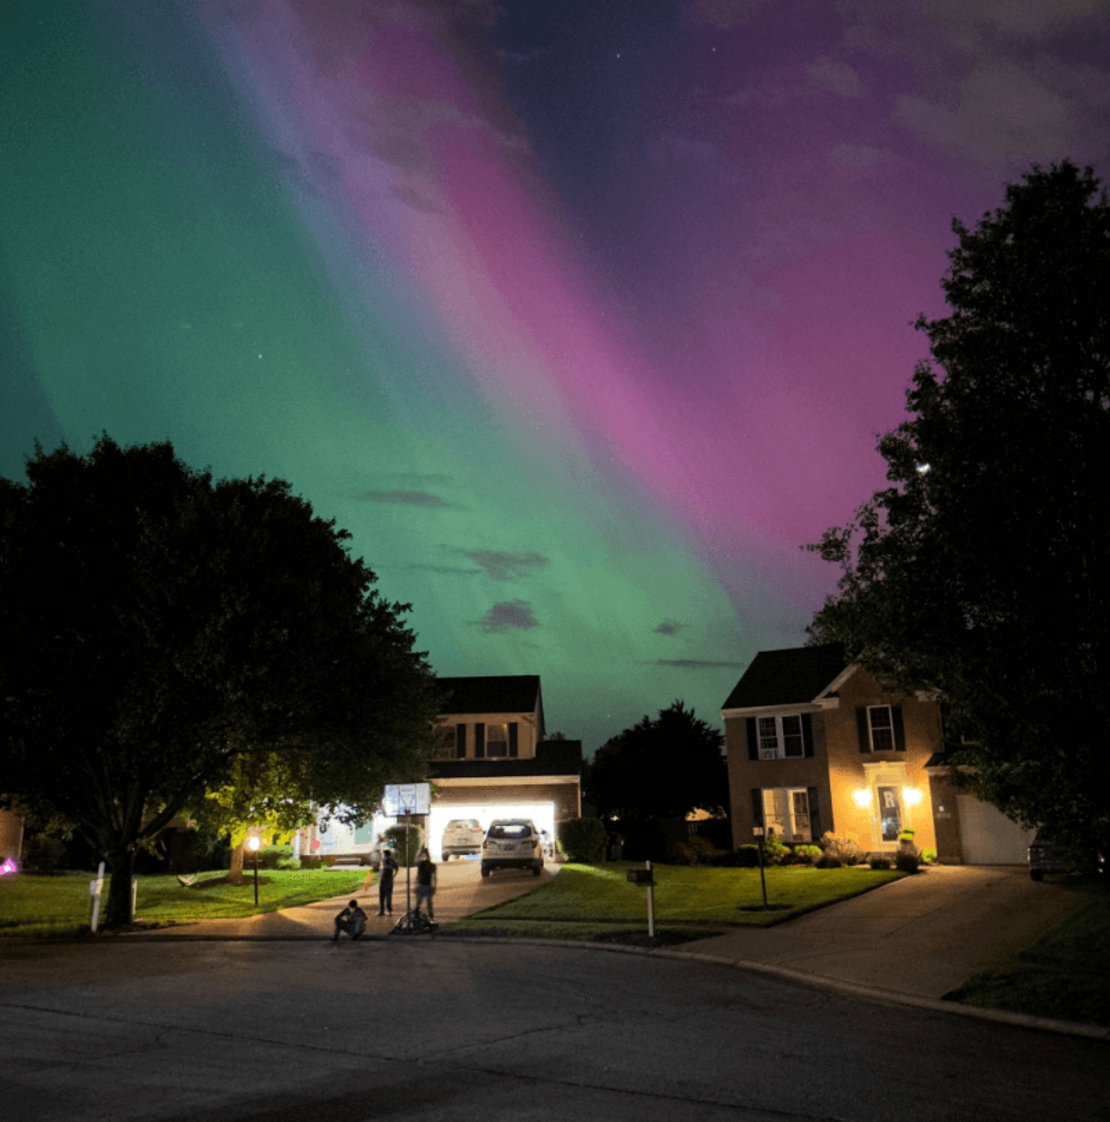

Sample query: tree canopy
[0,436,442,924]
[808,161,1110,867]
[585,700,728,822]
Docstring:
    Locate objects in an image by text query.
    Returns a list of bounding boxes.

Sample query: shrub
[869,854,893,870]
[558,817,607,862]
[895,851,921,874]
[921,847,937,865]
[385,824,424,866]
[761,834,789,864]
[779,850,811,865]
[794,844,822,862]
[22,835,68,874]
[710,845,760,867]
[667,841,696,866]
[277,856,302,870]
[815,854,842,869]
[256,844,293,869]
[820,832,865,865]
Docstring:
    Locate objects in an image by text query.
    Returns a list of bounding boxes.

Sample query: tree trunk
[228,839,246,884]
[103,849,135,928]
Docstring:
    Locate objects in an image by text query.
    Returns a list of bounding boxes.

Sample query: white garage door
[956,795,1035,864]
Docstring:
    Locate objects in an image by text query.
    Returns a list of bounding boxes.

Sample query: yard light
[902,787,923,806]
[247,835,261,907]
[853,788,872,808]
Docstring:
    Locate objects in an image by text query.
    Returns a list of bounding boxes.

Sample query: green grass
[0,868,368,937]
[945,879,1110,1027]
[440,861,903,942]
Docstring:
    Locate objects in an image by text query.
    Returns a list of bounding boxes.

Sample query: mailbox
[626,869,654,886]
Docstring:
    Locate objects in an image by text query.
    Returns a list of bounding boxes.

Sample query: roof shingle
[721,644,849,710]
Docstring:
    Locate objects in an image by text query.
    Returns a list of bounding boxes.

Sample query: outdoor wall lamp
[852,788,872,808]
[902,787,923,806]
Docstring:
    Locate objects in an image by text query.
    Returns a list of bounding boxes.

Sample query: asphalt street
[3,935,1109,1122]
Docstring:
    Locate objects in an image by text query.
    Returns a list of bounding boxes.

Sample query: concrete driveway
[684,863,1088,1000]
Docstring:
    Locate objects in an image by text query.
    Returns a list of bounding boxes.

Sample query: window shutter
[747,717,758,761]
[892,705,906,751]
[856,707,870,752]
[475,723,485,758]
[455,723,467,759]
[807,787,822,842]
[750,788,764,827]
[509,722,519,758]
[802,712,814,757]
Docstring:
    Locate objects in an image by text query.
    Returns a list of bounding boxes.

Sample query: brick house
[721,645,941,856]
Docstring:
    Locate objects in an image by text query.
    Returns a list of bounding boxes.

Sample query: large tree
[585,700,728,821]
[808,161,1110,867]
[0,436,442,925]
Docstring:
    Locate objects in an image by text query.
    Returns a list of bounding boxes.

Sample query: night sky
[3,1,1108,752]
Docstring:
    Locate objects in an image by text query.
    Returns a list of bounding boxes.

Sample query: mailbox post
[626,861,655,937]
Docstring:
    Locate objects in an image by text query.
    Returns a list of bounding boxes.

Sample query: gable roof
[721,644,849,710]
[437,675,542,717]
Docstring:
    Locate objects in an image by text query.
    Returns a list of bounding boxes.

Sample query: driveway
[684,863,1088,1000]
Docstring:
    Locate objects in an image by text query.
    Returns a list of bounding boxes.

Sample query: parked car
[481,819,544,877]
[441,818,484,859]
[1028,832,1071,881]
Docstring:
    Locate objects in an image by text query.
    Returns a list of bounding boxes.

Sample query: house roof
[437,675,542,717]
[721,644,850,710]
[430,740,582,780]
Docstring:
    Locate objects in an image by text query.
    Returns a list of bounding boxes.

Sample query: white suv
[441,818,484,859]
[481,819,544,878]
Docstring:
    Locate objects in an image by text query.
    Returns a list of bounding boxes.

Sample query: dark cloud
[354,490,449,507]
[653,659,745,670]
[467,550,549,580]
[654,619,685,636]
[476,600,539,632]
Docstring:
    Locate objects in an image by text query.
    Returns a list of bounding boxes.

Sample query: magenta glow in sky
[2,0,1108,749]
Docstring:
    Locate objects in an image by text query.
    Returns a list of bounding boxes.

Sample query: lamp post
[246,835,261,907]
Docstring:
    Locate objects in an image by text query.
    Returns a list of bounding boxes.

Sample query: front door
[877,785,902,843]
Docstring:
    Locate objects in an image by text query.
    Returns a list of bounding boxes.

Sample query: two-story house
[428,676,582,854]
[721,644,941,856]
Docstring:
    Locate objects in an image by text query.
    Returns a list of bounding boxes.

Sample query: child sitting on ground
[333,899,368,941]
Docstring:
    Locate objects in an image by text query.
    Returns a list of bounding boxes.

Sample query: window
[433,727,456,760]
[857,705,905,752]
[751,714,810,759]
[486,723,509,758]
[761,788,812,842]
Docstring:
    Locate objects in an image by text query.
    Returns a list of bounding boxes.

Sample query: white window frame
[485,722,510,758]
[761,787,812,842]
[867,706,895,752]
[756,714,805,759]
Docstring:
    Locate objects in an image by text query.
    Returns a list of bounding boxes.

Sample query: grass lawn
[945,878,1110,1027]
[440,861,903,943]
[0,868,368,938]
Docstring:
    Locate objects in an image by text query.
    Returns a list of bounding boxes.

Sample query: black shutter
[807,788,822,842]
[455,723,467,759]
[857,707,870,752]
[509,722,519,758]
[747,717,758,761]
[750,788,764,827]
[802,712,814,757]
[892,705,905,751]
[475,722,485,758]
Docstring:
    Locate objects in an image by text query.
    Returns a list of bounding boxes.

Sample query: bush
[558,817,607,862]
[256,844,293,869]
[709,845,760,867]
[895,851,921,874]
[668,835,721,866]
[385,824,424,866]
[21,835,68,874]
[820,832,865,865]
[869,854,893,870]
[815,854,842,869]
[921,847,937,865]
[667,841,697,866]
[794,844,822,862]
[761,834,789,864]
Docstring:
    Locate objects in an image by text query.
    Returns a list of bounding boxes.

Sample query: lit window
[486,723,509,758]
[756,715,807,759]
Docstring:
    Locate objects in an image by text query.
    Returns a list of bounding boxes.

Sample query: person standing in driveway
[415,850,437,923]
[378,848,399,915]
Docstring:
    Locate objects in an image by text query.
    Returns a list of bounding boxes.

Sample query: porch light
[902,787,923,806]
[852,788,871,808]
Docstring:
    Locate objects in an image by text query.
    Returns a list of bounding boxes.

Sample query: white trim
[721,702,822,719]
[434,775,578,788]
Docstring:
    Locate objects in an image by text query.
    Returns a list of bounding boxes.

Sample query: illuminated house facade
[721,645,940,856]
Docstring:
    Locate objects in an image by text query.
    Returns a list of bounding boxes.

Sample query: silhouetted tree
[809,162,1110,868]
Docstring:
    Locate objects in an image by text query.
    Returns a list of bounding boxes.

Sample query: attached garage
[956,795,1035,864]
